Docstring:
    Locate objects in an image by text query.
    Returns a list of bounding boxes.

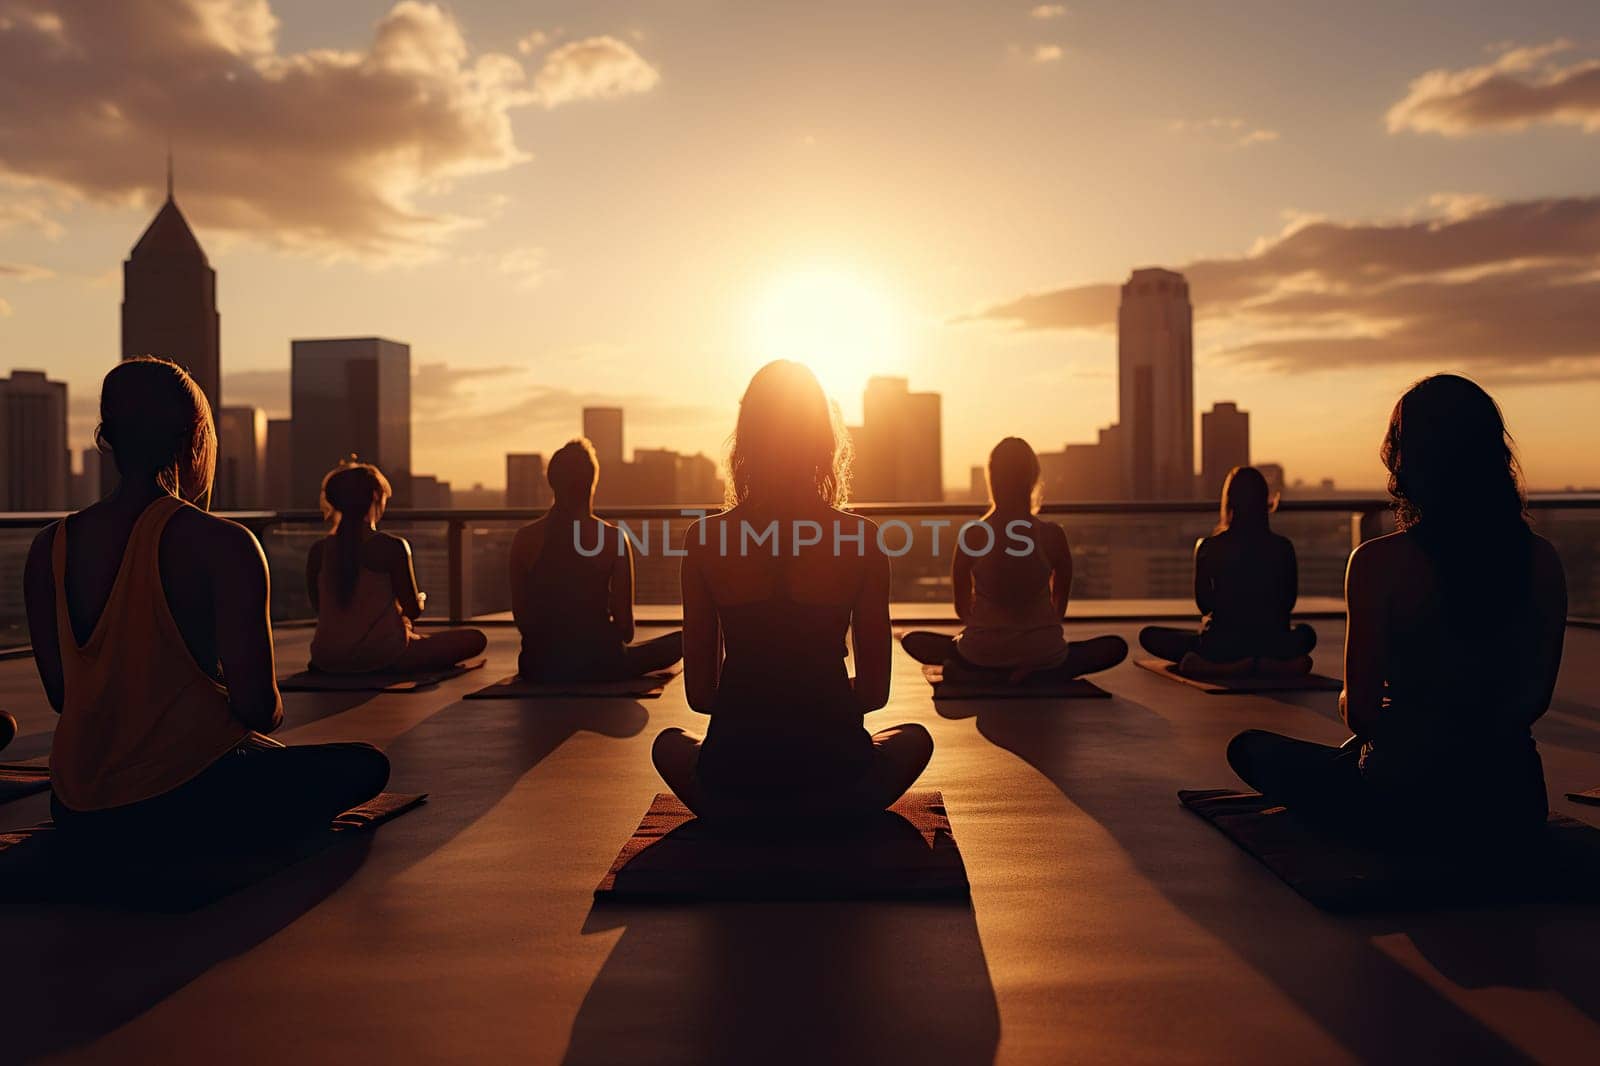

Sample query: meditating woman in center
[1138,465,1317,678]
[652,360,933,819]
[1227,375,1565,845]
[508,438,682,682]
[900,437,1127,682]
[308,461,487,674]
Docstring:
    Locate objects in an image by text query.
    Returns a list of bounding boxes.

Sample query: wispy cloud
[1169,116,1280,148]
[530,35,660,107]
[1388,40,1600,135]
[972,196,1600,383]
[1032,44,1063,64]
[1029,4,1067,19]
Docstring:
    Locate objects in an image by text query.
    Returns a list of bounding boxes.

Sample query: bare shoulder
[1350,529,1413,570]
[170,507,266,569]
[1530,532,1566,588]
[371,530,412,563]
[27,520,60,565]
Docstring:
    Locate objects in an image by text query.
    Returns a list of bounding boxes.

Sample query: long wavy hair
[725,360,852,509]
[320,460,392,607]
[1216,466,1274,536]
[95,356,217,506]
[1381,374,1530,632]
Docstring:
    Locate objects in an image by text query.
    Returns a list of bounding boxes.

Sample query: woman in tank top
[900,437,1127,682]
[651,360,932,819]
[1226,376,1564,844]
[1138,465,1317,678]
[508,439,681,682]
[307,462,487,674]
[23,357,390,843]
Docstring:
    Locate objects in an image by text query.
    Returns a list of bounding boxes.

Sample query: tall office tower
[677,452,722,505]
[73,448,102,509]
[0,370,69,510]
[1117,268,1194,499]
[1200,402,1250,500]
[582,407,625,469]
[122,165,220,418]
[264,419,292,509]
[290,337,412,507]
[506,453,549,508]
[851,377,944,503]
[216,406,267,509]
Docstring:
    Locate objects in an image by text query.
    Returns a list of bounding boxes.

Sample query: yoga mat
[596,789,970,902]
[0,791,426,912]
[921,664,1110,700]
[0,761,50,804]
[279,657,486,693]
[465,663,682,701]
[1567,787,1600,807]
[1136,658,1342,695]
[1180,788,1600,913]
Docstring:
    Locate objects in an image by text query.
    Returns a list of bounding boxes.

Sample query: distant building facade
[1118,268,1194,499]
[1039,424,1124,504]
[849,376,943,503]
[216,405,266,509]
[506,453,549,509]
[1200,401,1250,500]
[264,419,292,509]
[0,370,69,510]
[290,337,411,508]
[583,408,624,470]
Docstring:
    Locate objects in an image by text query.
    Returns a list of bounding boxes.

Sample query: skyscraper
[583,407,625,469]
[1117,268,1193,499]
[216,406,267,509]
[264,418,292,509]
[850,376,943,503]
[290,337,412,507]
[1200,401,1250,500]
[506,453,549,508]
[0,370,69,510]
[122,162,220,417]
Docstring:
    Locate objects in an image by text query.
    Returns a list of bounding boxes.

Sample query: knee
[0,709,16,752]
[1295,624,1318,653]
[463,628,489,656]
[1102,634,1130,664]
[651,727,691,774]
[1225,729,1266,778]
[1137,626,1162,654]
[893,722,935,767]
[346,742,392,797]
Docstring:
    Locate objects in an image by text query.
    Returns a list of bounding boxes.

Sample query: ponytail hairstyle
[320,459,392,606]
[1216,466,1273,536]
[95,356,217,507]
[986,437,1041,514]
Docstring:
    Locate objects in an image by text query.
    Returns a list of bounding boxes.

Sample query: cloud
[0,262,52,281]
[1030,4,1067,18]
[1032,44,1063,63]
[972,195,1600,382]
[516,30,550,56]
[530,36,660,107]
[1169,116,1280,148]
[1388,40,1600,135]
[0,1,658,258]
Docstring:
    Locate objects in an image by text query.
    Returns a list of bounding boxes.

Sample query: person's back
[1197,527,1296,644]
[956,514,1069,669]
[25,358,389,844]
[46,495,254,812]
[309,531,411,672]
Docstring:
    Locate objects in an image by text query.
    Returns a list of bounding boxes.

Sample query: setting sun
[747,268,909,404]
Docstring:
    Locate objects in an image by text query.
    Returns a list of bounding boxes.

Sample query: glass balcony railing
[1,496,1596,650]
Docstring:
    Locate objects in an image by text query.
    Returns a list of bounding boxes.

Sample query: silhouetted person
[1139,465,1316,677]
[0,709,15,753]
[308,462,487,674]
[1227,375,1565,844]
[652,360,932,819]
[22,358,389,843]
[508,439,682,681]
[901,437,1126,682]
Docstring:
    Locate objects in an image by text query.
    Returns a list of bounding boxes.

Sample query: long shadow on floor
[0,837,373,1062]
[937,694,1554,1065]
[1,697,649,1058]
[564,899,999,1066]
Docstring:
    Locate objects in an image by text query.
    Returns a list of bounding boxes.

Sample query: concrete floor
[3,621,1599,1065]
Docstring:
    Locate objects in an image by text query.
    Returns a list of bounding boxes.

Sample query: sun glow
[747,268,909,406]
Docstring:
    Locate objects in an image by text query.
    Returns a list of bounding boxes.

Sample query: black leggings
[1226,729,1370,831]
[900,631,1128,678]
[0,709,16,754]
[1139,623,1316,664]
[51,740,391,845]
[520,630,683,683]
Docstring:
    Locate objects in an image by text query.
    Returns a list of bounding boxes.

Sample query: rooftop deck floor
[3,620,1600,1064]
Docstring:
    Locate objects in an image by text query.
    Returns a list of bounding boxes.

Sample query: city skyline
[2,2,1597,494]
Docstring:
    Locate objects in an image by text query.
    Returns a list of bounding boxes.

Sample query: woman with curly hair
[651,360,932,819]
[1226,375,1566,844]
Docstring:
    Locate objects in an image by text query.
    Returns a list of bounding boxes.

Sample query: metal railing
[1,495,1597,641]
